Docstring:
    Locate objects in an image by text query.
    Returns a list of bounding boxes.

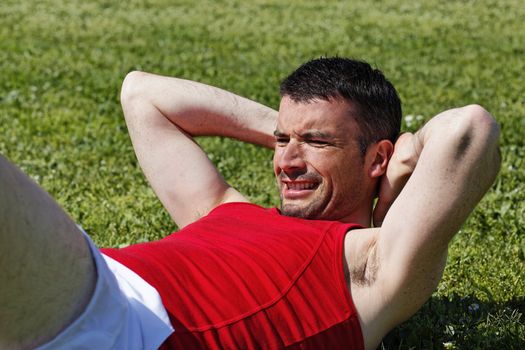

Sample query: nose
[276,140,306,174]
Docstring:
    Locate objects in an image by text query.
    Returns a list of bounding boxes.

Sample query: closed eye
[275,137,289,145]
[307,139,330,147]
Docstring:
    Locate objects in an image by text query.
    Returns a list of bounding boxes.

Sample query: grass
[1,0,524,348]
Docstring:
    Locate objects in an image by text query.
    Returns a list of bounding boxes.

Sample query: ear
[366,140,394,178]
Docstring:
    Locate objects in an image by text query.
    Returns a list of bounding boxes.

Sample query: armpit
[349,237,379,287]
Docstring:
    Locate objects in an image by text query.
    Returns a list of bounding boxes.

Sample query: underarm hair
[350,237,379,287]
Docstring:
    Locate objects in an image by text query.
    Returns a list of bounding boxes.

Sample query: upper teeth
[287,183,315,190]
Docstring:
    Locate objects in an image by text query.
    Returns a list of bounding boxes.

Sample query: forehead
[277,96,359,135]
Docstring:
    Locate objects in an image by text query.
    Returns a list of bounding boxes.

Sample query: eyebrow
[301,130,334,139]
[273,129,335,140]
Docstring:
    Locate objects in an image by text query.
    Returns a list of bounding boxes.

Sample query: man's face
[273,96,373,222]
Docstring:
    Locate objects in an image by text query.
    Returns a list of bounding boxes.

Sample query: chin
[280,202,323,220]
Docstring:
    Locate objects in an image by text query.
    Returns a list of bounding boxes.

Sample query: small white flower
[404,115,414,127]
[443,341,456,349]
[468,303,480,312]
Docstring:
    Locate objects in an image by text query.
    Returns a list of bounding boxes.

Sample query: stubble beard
[279,189,328,220]
[280,202,323,219]
[277,171,328,219]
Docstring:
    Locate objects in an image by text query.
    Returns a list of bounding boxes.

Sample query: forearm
[121,71,277,148]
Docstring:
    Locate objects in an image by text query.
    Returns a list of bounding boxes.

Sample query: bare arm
[349,105,501,348]
[120,71,277,228]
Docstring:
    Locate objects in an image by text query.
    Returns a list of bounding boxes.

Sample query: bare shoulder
[343,227,389,350]
[344,227,442,350]
[344,228,434,349]
[344,228,380,288]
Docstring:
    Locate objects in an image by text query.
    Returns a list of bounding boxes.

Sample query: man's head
[274,57,402,225]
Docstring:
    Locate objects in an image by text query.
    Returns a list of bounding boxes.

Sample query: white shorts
[36,228,174,350]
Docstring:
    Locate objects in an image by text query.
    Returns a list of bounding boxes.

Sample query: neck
[338,197,374,228]
[340,208,372,227]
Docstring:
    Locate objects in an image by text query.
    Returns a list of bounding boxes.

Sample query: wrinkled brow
[301,130,335,139]
[273,129,335,139]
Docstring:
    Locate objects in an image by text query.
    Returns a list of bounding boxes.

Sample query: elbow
[462,104,500,152]
[463,103,499,126]
[120,71,149,114]
[456,104,501,176]
[120,71,161,127]
[460,104,500,139]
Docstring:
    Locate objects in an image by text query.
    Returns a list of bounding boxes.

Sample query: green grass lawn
[1,0,524,348]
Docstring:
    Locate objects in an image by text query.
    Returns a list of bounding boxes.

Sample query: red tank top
[102,202,364,349]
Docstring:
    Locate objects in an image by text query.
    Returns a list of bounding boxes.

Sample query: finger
[373,175,394,227]
[373,197,392,227]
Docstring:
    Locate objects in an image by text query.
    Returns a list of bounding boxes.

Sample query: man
[0,58,500,349]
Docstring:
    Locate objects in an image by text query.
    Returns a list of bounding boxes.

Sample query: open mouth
[284,181,319,191]
[281,181,320,199]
